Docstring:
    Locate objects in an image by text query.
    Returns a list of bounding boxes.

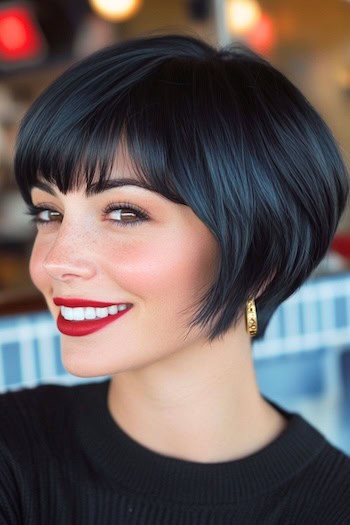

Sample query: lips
[53,298,123,308]
[53,297,132,337]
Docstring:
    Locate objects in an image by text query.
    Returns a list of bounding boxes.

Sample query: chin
[59,339,106,377]
[59,338,142,378]
[60,352,111,378]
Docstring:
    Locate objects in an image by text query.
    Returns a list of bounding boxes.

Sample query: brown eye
[112,209,139,223]
[39,210,62,222]
[105,204,149,227]
[27,207,62,225]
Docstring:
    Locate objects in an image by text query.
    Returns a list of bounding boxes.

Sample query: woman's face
[29,153,219,377]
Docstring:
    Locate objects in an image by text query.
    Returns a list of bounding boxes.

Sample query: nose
[42,227,97,283]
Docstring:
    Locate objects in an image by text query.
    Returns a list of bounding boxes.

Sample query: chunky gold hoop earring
[246,299,258,337]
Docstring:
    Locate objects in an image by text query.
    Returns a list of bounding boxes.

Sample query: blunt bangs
[15,34,350,341]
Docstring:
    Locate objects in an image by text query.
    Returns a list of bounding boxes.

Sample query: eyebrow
[31,178,156,196]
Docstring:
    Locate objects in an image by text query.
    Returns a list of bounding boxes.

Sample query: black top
[0,379,349,524]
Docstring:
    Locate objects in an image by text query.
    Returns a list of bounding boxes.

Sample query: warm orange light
[89,0,143,22]
[246,13,276,55]
[227,0,262,34]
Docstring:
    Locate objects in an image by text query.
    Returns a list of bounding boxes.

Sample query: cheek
[29,237,49,294]
[104,230,218,304]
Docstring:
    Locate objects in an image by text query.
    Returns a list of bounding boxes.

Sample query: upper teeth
[60,304,128,321]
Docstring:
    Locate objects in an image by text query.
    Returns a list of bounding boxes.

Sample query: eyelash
[26,202,150,228]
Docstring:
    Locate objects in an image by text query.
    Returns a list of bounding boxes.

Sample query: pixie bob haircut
[15,34,349,341]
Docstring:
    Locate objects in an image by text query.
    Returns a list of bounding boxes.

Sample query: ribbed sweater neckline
[75,379,327,505]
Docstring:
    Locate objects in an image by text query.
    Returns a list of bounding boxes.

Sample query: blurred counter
[0,285,45,315]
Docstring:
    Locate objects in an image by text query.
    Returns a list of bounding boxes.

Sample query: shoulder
[0,382,72,424]
[0,381,98,460]
[317,442,350,495]
[301,434,350,482]
[0,381,108,520]
[0,382,71,410]
[314,445,350,524]
[289,438,350,523]
[266,405,350,523]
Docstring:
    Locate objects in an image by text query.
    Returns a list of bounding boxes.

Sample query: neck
[107,322,287,463]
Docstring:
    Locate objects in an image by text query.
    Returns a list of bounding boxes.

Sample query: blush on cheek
[107,235,217,305]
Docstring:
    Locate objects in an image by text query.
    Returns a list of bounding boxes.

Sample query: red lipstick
[53,298,122,308]
[53,297,132,337]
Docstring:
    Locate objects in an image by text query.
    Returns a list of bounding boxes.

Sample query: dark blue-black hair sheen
[14,33,349,341]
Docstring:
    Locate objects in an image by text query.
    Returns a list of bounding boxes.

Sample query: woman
[1,33,349,523]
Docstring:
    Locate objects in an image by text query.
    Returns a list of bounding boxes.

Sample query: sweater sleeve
[0,444,22,524]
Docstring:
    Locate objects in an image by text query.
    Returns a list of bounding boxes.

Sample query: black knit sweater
[0,379,349,524]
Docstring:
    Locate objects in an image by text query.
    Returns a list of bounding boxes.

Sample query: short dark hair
[15,33,349,341]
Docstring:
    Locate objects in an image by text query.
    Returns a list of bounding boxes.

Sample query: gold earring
[246,299,258,337]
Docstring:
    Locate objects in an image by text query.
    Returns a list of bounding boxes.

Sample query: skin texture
[30,150,287,463]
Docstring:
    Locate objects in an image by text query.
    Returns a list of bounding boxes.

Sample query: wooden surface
[0,285,46,316]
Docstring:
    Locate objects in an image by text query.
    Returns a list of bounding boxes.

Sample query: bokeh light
[89,0,143,22]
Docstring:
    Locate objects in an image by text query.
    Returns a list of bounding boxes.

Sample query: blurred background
[0,0,350,454]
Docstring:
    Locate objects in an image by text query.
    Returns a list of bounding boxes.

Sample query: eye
[104,203,149,226]
[26,205,62,226]
[26,202,149,228]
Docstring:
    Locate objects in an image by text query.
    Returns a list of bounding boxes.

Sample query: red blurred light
[0,5,43,61]
[331,235,350,260]
[246,13,276,55]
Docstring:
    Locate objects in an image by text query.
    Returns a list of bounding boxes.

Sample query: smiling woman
[1,33,350,524]
[28,174,219,366]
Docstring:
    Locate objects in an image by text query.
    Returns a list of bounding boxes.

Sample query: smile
[60,304,128,321]
[53,298,132,337]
